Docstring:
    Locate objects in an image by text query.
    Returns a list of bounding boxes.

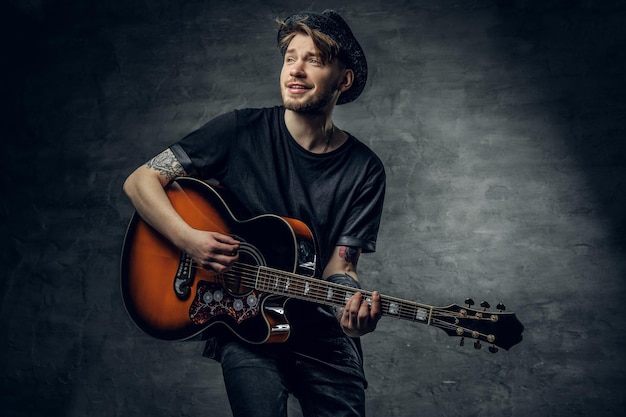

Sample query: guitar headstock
[432,299,524,352]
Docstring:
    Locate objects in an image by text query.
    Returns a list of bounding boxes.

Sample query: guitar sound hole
[222,243,265,296]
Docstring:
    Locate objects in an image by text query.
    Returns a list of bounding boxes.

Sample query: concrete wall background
[2,0,625,416]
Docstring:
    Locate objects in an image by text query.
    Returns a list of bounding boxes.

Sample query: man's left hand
[340,291,382,337]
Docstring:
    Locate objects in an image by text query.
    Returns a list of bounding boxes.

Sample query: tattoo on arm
[146,148,187,181]
[339,246,361,266]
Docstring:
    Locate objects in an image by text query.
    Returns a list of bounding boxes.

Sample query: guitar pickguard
[189,281,264,325]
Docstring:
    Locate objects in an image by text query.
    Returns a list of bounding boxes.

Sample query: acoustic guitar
[121,177,524,351]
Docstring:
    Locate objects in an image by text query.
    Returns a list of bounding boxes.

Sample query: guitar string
[200,261,459,321]
[205,263,424,321]
[229,263,430,319]
[237,267,464,323]
[188,263,493,341]
[189,261,491,326]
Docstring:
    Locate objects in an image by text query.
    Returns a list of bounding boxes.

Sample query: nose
[289,59,305,78]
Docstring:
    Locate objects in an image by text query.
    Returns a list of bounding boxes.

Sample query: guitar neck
[252,265,434,325]
[231,262,524,351]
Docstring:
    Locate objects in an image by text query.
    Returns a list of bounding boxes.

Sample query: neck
[284,109,345,153]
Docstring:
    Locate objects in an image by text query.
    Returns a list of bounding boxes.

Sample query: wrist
[326,273,361,289]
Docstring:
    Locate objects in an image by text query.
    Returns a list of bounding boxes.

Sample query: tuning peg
[489,345,499,353]
[465,298,475,308]
[474,340,482,350]
[480,301,490,310]
[496,303,506,312]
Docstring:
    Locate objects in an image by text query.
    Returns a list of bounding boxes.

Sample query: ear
[337,68,354,94]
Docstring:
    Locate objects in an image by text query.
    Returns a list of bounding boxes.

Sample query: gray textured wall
[2,0,625,416]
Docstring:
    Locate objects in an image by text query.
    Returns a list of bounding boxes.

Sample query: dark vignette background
[2,0,625,416]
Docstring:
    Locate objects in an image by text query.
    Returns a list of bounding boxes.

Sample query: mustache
[285,79,312,87]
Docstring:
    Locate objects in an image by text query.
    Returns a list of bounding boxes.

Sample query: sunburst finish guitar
[121,177,524,351]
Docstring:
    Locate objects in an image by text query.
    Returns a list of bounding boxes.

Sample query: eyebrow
[285,48,320,57]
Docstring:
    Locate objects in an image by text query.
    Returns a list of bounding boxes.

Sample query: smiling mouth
[286,82,311,92]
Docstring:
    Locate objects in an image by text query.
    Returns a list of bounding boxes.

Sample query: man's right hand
[123,149,240,273]
[181,229,240,273]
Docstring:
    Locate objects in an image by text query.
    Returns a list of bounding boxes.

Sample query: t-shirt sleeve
[336,160,386,253]
[169,111,238,180]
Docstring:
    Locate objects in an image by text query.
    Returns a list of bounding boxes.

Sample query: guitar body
[120,177,318,342]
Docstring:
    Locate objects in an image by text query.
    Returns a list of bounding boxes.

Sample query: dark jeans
[215,340,366,417]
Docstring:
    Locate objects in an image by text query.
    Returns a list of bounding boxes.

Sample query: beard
[282,80,340,114]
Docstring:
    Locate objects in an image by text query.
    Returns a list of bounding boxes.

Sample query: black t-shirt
[170,106,385,380]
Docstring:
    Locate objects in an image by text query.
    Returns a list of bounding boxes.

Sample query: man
[123,9,386,417]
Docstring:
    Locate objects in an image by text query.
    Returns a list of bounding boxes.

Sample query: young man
[124,10,386,417]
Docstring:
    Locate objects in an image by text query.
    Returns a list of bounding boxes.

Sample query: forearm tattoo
[339,246,361,266]
[146,148,187,181]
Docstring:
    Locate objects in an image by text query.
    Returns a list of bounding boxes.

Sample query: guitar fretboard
[254,265,434,324]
